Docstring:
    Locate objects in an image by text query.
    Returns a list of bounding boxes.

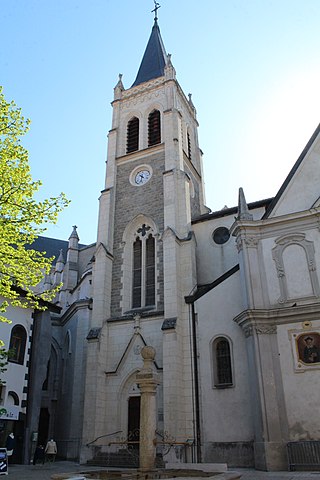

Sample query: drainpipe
[190,302,201,462]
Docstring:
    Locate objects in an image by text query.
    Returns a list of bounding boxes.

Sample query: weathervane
[152,1,161,22]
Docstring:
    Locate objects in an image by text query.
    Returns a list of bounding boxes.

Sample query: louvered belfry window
[187,131,192,159]
[127,117,139,153]
[148,110,161,146]
[132,228,156,309]
[215,338,233,386]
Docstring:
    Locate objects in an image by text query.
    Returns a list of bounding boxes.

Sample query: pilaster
[235,311,289,470]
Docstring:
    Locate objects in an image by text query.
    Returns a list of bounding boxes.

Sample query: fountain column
[136,346,159,472]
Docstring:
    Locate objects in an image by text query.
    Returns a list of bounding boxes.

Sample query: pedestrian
[5,432,15,462]
[45,438,57,462]
[33,444,45,465]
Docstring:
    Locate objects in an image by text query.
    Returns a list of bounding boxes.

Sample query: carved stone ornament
[244,237,259,248]
[255,325,277,335]
[236,236,258,252]
[272,233,320,304]
[243,324,276,337]
[236,237,243,253]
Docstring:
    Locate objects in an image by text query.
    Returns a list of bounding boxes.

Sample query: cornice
[112,77,197,121]
[116,143,164,165]
[231,206,320,239]
[234,303,320,335]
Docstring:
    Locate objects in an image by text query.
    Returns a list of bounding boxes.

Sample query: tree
[0,86,69,328]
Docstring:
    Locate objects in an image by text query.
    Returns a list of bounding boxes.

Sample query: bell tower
[93,15,206,320]
[82,11,206,461]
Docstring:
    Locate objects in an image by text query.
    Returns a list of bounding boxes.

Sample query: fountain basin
[51,468,241,480]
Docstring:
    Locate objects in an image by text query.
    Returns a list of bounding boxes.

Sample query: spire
[68,225,79,245]
[237,187,253,221]
[131,12,167,87]
[55,249,65,271]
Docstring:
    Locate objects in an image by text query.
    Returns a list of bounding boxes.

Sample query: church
[17,12,320,471]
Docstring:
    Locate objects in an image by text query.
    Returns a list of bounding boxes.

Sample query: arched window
[148,110,161,146]
[132,228,156,309]
[7,391,19,406]
[213,337,233,387]
[8,325,27,365]
[127,117,139,153]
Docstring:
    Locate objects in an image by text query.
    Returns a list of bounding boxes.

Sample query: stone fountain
[52,346,241,479]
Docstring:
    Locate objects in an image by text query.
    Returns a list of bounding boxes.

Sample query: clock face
[135,169,151,185]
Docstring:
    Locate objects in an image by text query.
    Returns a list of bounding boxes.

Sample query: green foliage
[0,86,69,323]
[0,348,9,386]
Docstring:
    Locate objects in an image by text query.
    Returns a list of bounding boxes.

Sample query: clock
[134,169,151,185]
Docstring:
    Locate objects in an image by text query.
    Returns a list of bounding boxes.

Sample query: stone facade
[24,19,320,472]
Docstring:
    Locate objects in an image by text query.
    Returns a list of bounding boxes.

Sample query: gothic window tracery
[132,227,156,308]
[121,216,158,314]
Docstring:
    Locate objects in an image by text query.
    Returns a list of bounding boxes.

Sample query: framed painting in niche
[297,333,320,365]
[291,330,320,372]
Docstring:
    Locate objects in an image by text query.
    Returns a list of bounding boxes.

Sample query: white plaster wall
[269,134,320,217]
[195,272,253,445]
[193,216,238,285]
[260,236,280,306]
[193,206,266,285]
[261,225,320,307]
[277,321,320,440]
[0,302,33,416]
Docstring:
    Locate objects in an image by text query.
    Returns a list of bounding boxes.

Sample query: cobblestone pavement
[5,462,320,480]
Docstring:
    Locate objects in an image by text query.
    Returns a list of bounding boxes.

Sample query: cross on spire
[152,1,161,22]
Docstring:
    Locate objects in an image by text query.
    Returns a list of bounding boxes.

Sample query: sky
[1,0,320,245]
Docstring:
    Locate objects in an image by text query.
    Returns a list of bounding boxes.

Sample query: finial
[69,225,79,240]
[237,187,253,221]
[57,249,65,264]
[152,1,161,23]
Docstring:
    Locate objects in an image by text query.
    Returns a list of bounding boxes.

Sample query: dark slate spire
[131,19,167,87]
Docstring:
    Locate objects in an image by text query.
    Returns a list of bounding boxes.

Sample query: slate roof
[27,235,86,261]
[131,20,167,87]
[192,198,273,225]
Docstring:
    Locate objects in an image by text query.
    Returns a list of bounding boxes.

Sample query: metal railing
[287,441,320,471]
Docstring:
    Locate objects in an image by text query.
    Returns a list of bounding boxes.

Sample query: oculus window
[213,227,230,245]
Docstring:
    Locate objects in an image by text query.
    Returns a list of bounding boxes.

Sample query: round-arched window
[212,227,230,245]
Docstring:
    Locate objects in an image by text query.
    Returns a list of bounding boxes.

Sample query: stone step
[88,451,164,469]
[88,451,139,468]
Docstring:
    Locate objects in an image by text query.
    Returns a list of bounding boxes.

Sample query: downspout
[190,302,201,462]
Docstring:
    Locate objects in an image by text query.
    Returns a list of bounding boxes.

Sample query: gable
[265,124,320,218]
